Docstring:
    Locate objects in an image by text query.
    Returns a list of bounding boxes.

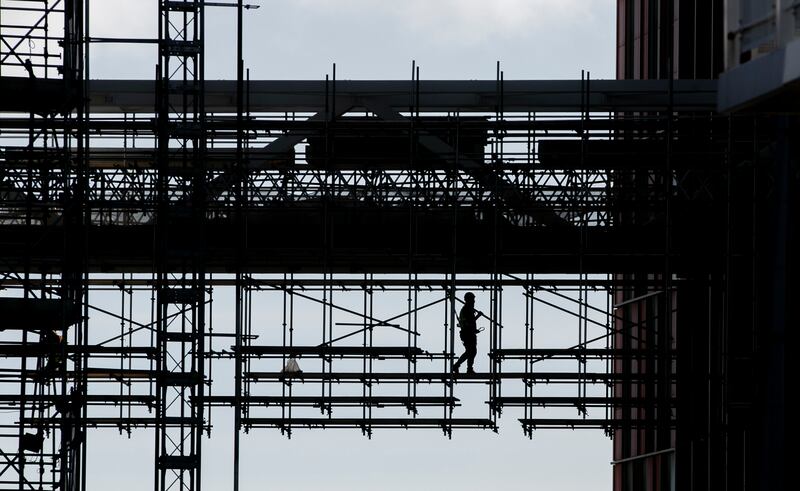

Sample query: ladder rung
[158,455,199,470]
[163,2,200,13]
[159,287,201,304]
[165,331,198,343]
[159,371,202,386]
[162,40,200,56]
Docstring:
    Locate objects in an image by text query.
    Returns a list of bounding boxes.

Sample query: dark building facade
[614,1,790,490]
[617,0,725,80]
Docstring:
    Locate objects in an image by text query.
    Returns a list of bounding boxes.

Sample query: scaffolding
[0,2,783,491]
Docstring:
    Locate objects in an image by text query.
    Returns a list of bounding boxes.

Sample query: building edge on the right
[614,1,792,490]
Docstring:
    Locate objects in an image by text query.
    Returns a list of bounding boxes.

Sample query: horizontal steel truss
[0,115,746,231]
[82,79,718,113]
[0,78,747,277]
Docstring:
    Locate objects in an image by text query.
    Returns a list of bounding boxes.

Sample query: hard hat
[464,292,475,301]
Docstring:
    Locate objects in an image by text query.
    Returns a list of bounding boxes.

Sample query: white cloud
[395,0,588,41]
[89,0,156,38]
[296,0,592,45]
[85,0,597,45]
[83,0,615,80]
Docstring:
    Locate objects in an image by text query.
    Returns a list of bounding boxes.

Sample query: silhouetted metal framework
[153,2,206,491]
[1,2,87,491]
[0,2,792,491]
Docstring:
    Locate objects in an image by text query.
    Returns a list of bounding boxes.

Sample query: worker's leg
[464,342,478,372]
[465,334,477,371]
[453,331,470,370]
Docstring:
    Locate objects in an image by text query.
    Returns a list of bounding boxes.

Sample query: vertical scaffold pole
[233,0,244,488]
[155,1,206,490]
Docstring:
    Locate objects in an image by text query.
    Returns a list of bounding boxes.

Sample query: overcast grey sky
[75,1,615,490]
[89,0,616,81]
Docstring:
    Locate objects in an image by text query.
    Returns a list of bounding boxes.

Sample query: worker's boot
[451,363,460,373]
[466,366,476,374]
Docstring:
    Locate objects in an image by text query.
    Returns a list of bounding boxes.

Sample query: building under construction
[0,1,792,490]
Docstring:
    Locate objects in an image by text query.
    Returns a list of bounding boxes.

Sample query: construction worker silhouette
[452,292,482,374]
[38,330,65,381]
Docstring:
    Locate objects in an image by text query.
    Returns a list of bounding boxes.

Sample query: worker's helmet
[464,292,475,302]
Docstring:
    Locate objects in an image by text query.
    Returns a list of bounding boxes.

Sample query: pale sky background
[88,0,616,81]
[5,1,619,490]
